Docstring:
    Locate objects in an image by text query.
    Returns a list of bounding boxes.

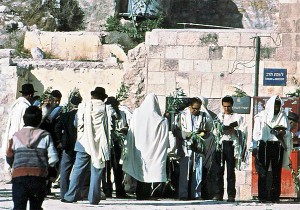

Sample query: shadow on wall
[167,0,243,29]
[27,73,45,99]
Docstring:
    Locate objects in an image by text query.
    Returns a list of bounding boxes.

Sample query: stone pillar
[0,49,30,181]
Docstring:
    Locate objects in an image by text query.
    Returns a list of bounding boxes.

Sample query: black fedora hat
[91,87,108,98]
[288,112,299,123]
[19,84,36,94]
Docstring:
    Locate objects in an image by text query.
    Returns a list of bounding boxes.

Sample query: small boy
[6,106,59,210]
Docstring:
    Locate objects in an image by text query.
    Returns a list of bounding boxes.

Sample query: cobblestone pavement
[1,183,300,210]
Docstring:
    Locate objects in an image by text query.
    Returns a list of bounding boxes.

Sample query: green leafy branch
[116,82,130,103]
[62,87,81,113]
[39,87,53,106]
[212,117,224,151]
[189,132,206,154]
[288,159,300,191]
[232,86,248,97]
[166,86,186,113]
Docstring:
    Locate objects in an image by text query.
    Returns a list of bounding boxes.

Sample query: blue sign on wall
[263,68,287,86]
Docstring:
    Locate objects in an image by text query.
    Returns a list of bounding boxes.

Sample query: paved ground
[1,183,300,210]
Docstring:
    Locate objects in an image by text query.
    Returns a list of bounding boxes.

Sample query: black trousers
[12,176,46,210]
[103,141,126,196]
[214,141,236,199]
[257,141,283,201]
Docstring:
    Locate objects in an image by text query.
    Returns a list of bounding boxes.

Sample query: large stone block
[218,32,241,47]
[236,47,255,61]
[222,47,237,60]
[194,60,212,72]
[176,72,189,95]
[275,47,292,60]
[178,60,193,72]
[200,73,214,97]
[296,34,300,47]
[0,57,13,66]
[0,66,17,77]
[279,3,292,19]
[211,60,229,73]
[292,48,300,61]
[188,72,202,97]
[240,33,257,47]
[148,46,165,59]
[183,46,209,60]
[145,31,159,46]
[148,72,165,85]
[147,59,161,72]
[158,30,177,46]
[147,84,165,95]
[177,31,200,46]
[165,46,183,59]
[282,33,293,47]
[162,59,178,72]
[209,46,223,60]
[164,72,176,95]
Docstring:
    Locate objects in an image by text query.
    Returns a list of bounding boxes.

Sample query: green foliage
[20,0,84,31]
[232,86,248,97]
[62,87,82,113]
[105,14,165,46]
[116,82,130,103]
[39,87,53,106]
[3,31,31,58]
[104,31,137,53]
[57,0,85,31]
[166,86,186,113]
[200,33,218,45]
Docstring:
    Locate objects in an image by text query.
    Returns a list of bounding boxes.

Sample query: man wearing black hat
[55,95,82,200]
[2,83,36,180]
[63,87,111,205]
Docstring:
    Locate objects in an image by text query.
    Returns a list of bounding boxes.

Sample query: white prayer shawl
[198,96,213,120]
[77,99,110,169]
[2,97,31,155]
[122,93,169,183]
[180,107,209,133]
[119,105,133,126]
[252,95,292,169]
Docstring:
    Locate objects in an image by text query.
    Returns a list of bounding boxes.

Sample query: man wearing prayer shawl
[213,95,247,202]
[2,84,36,177]
[252,95,292,203]
[62,87,111,205]
[173,97,213,200]
[122,93,169,200]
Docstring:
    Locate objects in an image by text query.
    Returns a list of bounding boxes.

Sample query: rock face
[23,31,128,62]
[30,47,44,60]
[77,0,117,32]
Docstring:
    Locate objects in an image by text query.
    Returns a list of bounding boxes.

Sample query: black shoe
[212,196,223,201]
[258,199,267,203]
[227,197,235,202]
[116,193,130,198]
[178,197,188,201]
[61,199,74,203]
[271,199,280,203]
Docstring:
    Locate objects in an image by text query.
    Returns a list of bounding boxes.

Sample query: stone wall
[23,31,128,62]
[1,0,300,200]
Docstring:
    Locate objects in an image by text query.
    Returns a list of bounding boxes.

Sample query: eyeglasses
[191,107,200,110]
